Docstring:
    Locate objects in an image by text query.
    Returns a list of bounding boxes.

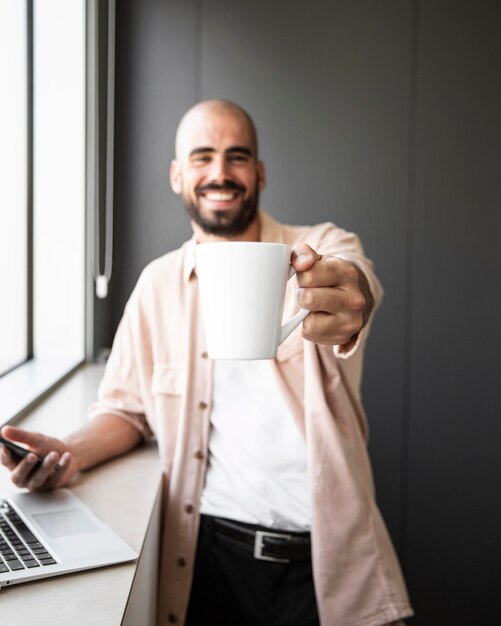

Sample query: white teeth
[205,192,235,201]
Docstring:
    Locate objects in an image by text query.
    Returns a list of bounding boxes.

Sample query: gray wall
[107,1,501,623]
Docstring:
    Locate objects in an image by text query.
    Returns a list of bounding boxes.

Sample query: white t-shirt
[199,359,311,531]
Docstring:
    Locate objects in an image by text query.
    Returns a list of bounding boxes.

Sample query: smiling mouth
[196,182,245,204]
[202,191,238,202]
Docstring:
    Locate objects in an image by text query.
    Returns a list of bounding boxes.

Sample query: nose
[209,155,230,183]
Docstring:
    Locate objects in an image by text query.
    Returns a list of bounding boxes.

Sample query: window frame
[0,0,91,427]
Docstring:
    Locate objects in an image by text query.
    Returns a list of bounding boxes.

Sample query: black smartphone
[0,435,44,470]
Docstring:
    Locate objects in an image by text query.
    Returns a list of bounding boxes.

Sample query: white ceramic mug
[195,242,309,360]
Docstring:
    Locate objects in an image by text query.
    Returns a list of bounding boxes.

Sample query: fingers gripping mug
[195,242,309,360]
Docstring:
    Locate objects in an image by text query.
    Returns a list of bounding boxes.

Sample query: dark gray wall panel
[199,0,413,547]
[113,0,199,331]
[405,2,501,623]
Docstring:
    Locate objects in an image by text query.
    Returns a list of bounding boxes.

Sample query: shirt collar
[183,233,198,283]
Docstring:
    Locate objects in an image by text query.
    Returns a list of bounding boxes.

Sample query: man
[1,100,412,626]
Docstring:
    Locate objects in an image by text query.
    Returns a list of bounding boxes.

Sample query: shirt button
[185,503,194,514]
[198,401,208,410]
[201,351,208,359]
[167,613,178,623]
[193,450,204,460]
[177,557,186,567]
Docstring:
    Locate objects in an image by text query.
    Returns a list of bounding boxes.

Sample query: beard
[182,179,260,237]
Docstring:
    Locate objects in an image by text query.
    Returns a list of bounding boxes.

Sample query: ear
[170,159,182,194]
[257,160,266,192]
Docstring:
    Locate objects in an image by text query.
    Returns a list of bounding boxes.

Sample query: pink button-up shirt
[90,212,413,626]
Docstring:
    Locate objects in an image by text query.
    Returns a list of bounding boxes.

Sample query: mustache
[196,181,246,194]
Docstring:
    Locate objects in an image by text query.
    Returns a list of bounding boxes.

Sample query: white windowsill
[0,358,84,426]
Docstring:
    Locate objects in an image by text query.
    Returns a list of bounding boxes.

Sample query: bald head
[169,99,265,240]
[175,99,258,161]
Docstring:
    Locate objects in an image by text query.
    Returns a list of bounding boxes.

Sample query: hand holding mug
[292,243,372,349]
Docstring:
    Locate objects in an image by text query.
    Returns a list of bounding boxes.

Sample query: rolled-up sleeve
[314,224,384,360]
[88,300,154,440]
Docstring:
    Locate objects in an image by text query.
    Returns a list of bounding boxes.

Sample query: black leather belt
[207,516,311,563]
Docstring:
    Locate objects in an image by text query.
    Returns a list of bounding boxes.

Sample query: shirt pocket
[149,363,187,469]
[151,362,187,396]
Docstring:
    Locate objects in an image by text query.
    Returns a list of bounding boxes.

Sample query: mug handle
[279,266,310,344]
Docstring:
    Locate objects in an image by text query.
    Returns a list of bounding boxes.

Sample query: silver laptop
[0,488,137,588]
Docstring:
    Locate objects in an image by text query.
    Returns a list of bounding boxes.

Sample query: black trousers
[185,515,320,626]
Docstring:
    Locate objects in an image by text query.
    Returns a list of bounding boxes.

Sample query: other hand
[291,243,374,348]
[0,425,79,491]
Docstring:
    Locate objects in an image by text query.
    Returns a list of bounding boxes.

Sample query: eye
[192,155,211,165]
[228,154,249,164]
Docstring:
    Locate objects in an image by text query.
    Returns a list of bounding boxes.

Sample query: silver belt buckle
[253,530,292,563]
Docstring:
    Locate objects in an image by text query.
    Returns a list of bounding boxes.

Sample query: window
[0,0,28,377]
[33,0,86,363]
[0,0,86,424]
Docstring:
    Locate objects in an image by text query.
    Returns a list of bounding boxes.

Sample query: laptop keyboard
[0,499,57,573]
